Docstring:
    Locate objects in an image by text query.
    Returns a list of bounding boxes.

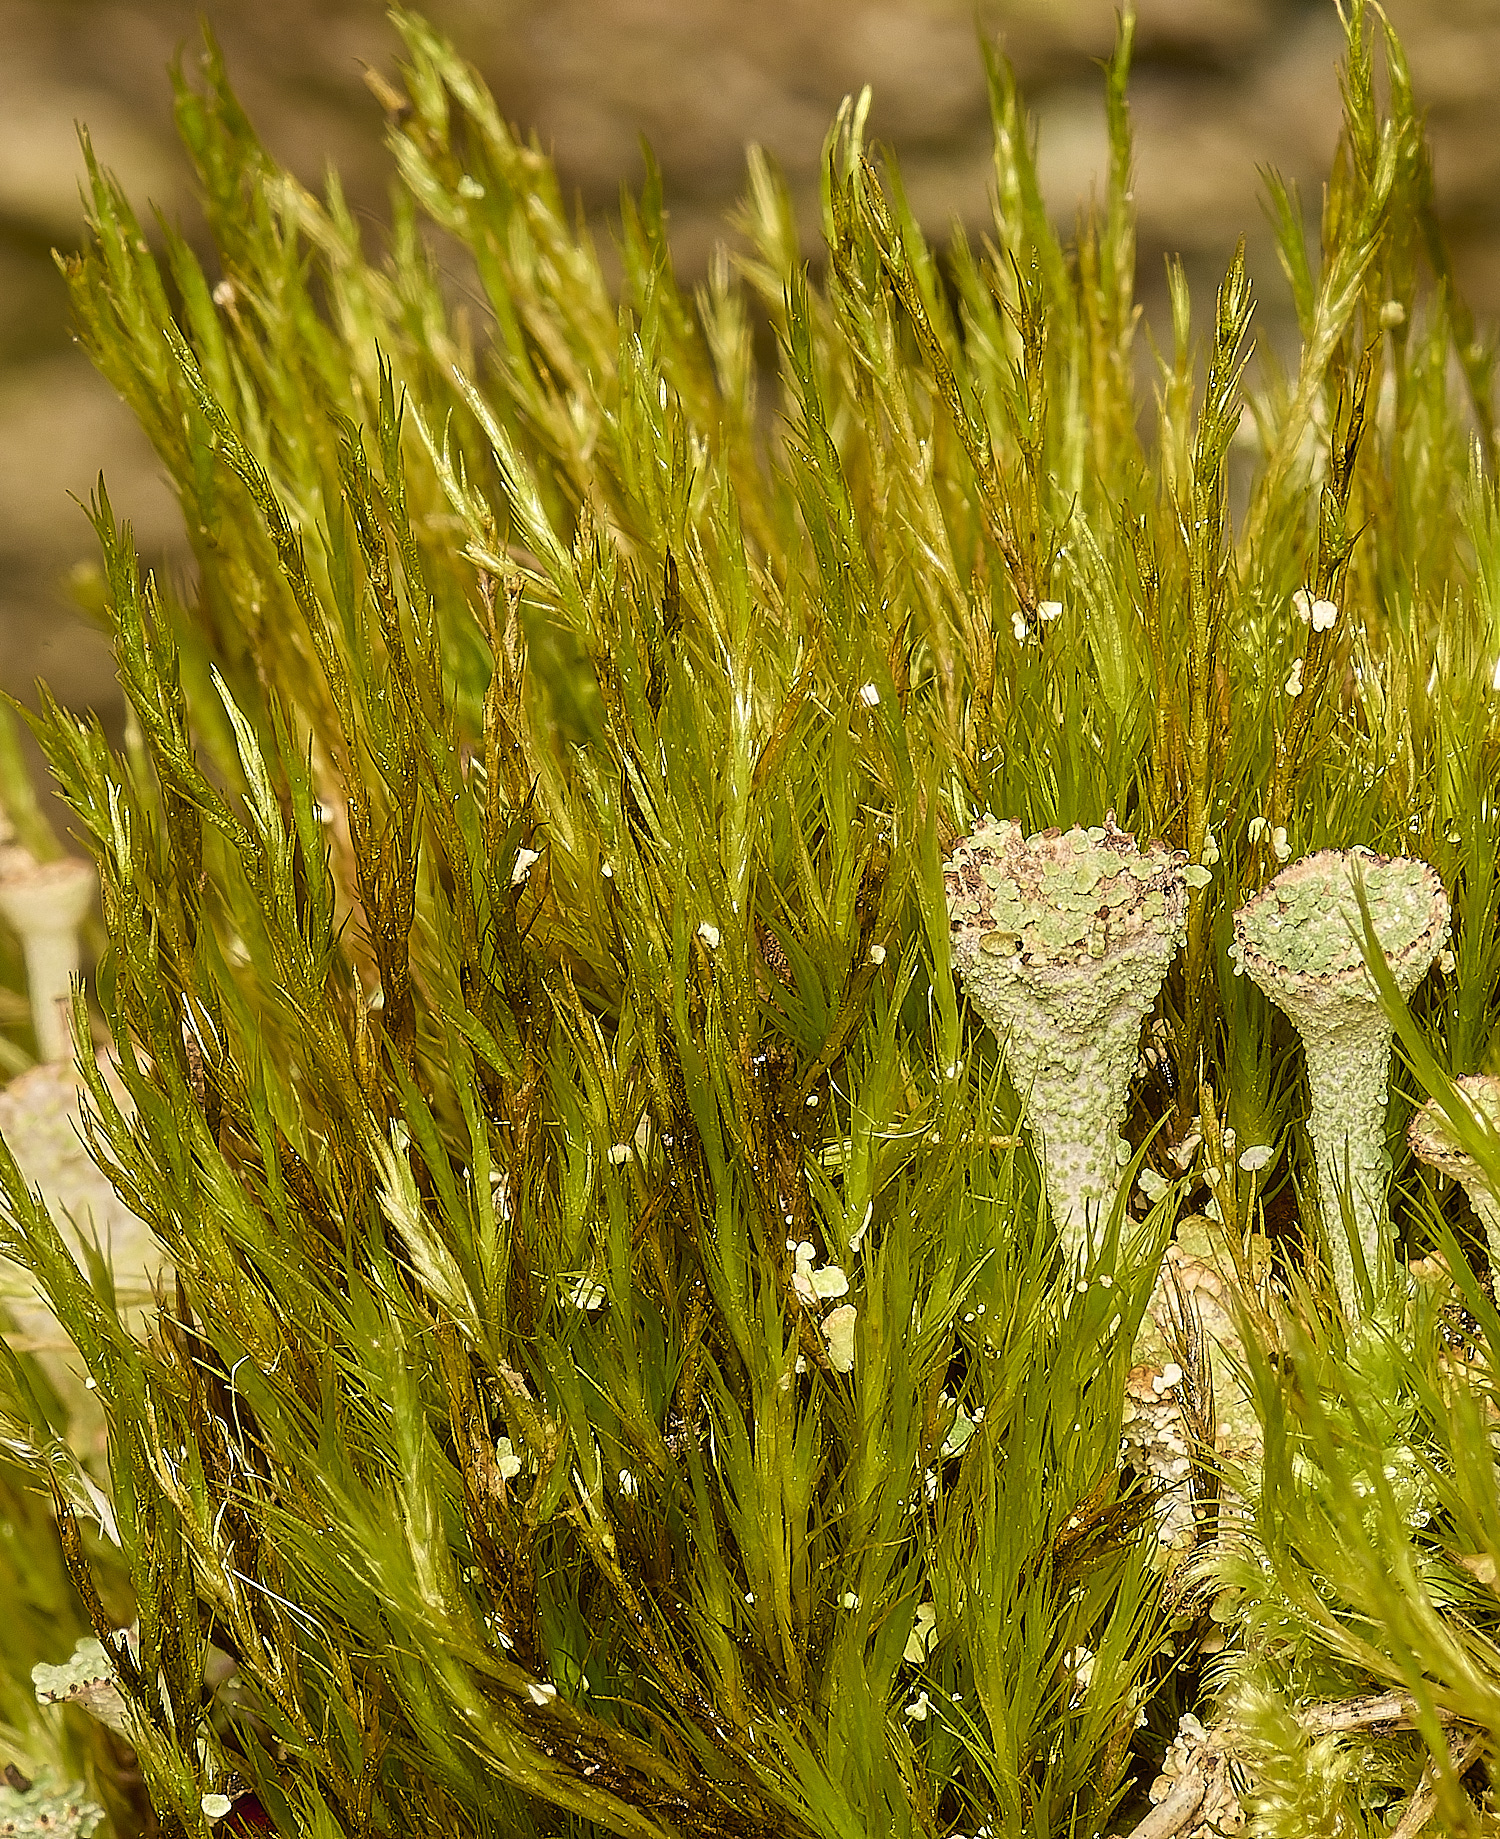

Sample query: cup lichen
[1408,1074,1500,1265]
[1231,848,1449,1307]
[944,814,1194,1262]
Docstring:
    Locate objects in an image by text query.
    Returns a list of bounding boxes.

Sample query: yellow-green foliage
[4,3,1500,1835]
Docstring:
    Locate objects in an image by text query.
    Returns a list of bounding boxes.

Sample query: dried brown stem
[1300,1692,1458,1737]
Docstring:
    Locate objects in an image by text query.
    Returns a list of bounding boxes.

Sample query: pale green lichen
[944,814,1191,1263]
[32,1632,132,1733]
[1232,850,1439,979]
[1408,1075,1500,1264]
[0,850,97,1064]
[1231,849,1449,1309]
[0,1769,104,1838]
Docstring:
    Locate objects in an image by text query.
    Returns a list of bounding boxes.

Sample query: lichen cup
[944,815,1193,1265]
[1408,1074,1500,1267]
[1231,848,1449,1310]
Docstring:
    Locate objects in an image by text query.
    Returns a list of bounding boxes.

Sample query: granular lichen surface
[944,815,1192,1256]
[1232,849,1443,982]
[945,817,1190,969]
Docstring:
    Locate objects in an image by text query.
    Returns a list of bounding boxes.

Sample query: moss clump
[7,2,1500,1834]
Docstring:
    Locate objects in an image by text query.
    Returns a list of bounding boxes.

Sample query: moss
[3,3,1500,1834]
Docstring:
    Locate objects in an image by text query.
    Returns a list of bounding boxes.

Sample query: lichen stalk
[1299,997,1402,1298]
[1232,849,1449,1309]
[944,815,1193,1264]
[0,854,97,1063]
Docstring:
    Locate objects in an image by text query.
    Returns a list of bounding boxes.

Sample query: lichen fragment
[0,1769,104,1838]
[1408,1074,1500,1264]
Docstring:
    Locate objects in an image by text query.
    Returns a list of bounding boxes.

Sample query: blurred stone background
[2,0,1497,755]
